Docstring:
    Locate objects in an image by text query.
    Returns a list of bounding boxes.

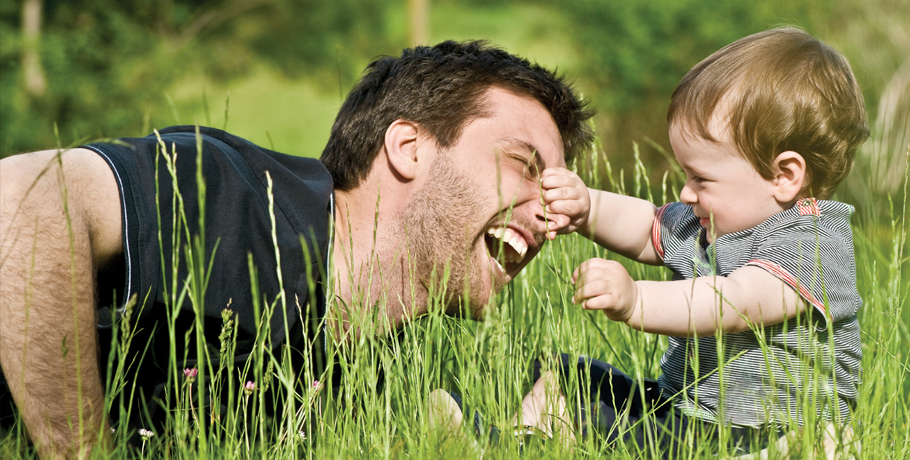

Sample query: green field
[1,141,907,459]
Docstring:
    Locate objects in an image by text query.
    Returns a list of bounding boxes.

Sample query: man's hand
[539,168,590,240]
[571,258,639,323]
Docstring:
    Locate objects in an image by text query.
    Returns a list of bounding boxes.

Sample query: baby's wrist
[622,281,643,326]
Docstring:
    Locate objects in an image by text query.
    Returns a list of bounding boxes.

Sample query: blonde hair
[668,27,869,199]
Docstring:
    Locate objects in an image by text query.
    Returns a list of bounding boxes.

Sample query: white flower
[138,428,155,440]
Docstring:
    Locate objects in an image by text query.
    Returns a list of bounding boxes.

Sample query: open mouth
[484,226,529,277]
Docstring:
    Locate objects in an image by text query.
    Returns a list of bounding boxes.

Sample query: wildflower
[312,380,320,389]
[184,367,198,384]
[138,428,154,441]
[244,380,256,395]
[299,430,307,440]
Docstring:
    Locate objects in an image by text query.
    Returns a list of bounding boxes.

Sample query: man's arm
[0,148,122,458]
[573,260,808,336]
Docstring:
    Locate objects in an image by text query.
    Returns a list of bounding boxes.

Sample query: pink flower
[184,368,198,383]
[312,380,319,389]
[244,380,256,395]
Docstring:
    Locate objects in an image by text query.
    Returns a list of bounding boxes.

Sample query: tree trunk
[409,0,429,46]
[870,54,910,193]
[22,0,47,98]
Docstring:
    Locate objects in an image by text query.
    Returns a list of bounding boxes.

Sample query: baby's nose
[680,184,698,205]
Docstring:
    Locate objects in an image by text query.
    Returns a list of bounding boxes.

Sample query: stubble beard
[403,154,494,319]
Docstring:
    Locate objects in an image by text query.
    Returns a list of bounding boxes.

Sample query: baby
[541,27,869,450]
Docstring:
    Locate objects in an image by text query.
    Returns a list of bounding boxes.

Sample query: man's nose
[680,184,698,206]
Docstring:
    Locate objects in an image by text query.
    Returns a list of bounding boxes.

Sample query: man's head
[321,40,594,191]
[324,42,593,322]
[667,27,869,200]
[401,87,570,316]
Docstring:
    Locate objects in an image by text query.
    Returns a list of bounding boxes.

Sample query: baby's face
[669,122,788,243]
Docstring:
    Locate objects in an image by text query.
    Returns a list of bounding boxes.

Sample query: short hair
[668,27,869,199]
[321,40,595,191]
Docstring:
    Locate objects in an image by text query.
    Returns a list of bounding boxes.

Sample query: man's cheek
[497,181,531,206]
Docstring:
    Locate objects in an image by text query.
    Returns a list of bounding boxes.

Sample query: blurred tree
[409,0,430,46]
[550,0,817,184]
[553,0,908,204]
[807,0,910,196]
[20,0,45,98]
[0,0,390,157]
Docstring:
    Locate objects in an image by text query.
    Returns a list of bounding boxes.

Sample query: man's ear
[384,120,422,181]
[772,151,808,203]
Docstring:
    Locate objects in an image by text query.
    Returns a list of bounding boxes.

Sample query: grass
[1,123,907,458]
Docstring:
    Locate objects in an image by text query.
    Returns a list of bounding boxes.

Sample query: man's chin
[442,286,499,320]
[444,301,491,321]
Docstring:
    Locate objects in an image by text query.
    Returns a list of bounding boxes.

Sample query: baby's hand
[539,168,590,240]
[571,258,639,323]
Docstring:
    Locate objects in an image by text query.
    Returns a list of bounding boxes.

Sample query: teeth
[486,226,529,265]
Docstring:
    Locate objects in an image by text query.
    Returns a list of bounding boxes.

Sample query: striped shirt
[652,199,862,427]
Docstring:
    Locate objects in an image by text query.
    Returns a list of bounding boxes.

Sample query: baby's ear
[772,151,808,202]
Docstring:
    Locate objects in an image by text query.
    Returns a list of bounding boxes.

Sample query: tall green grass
[0,135,907,459]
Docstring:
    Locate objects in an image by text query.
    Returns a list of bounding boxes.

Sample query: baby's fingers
[542,186,580,205]
[571,259,612,292]
[545,195,586,219]
[545,213,570,235]
[571,278,612,306]
[574,257,614,275]
[578,294,621,311]
[539,167,572,180]
[540,168,582,190]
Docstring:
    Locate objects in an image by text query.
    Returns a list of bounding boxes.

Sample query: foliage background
[2,0,907,197]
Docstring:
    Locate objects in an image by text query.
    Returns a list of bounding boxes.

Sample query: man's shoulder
[87,125,334,237]
[105,125,333,193]
[158,126,325,168]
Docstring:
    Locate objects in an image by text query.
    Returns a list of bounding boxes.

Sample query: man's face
[404,87,566,317]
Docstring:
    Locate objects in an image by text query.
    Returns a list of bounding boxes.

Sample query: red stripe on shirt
[746,259,826,314]
[652,204,671,260]
[797,198,821,217]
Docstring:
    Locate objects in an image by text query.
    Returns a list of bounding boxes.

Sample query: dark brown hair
[321,40,595,191]
[668,27,869,199]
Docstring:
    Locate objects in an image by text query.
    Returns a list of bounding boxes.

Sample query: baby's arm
[540,168,660,265]
[572,260,808,336]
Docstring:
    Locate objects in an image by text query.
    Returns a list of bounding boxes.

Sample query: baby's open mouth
[484,226,529,275]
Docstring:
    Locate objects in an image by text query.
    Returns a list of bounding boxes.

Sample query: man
[0,40,593,457]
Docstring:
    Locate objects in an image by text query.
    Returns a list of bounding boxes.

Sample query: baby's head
[668,27,869,200]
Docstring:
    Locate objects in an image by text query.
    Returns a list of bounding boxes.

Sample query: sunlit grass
[3,129,907,459]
